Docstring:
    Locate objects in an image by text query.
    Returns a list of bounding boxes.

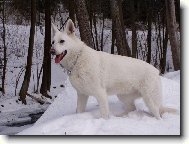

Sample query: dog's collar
[60,50,81,76]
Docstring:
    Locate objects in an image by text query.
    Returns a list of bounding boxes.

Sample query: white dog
[51,19,176,119]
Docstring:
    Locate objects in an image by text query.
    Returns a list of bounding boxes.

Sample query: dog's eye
[60,40,65,44]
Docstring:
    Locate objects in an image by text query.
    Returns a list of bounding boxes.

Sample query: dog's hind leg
[141,77,162,119]
[76,93,89,113]
[142,95,161,119]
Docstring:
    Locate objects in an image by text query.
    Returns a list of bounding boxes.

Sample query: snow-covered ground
[0,61,67,135]
[18,71,180,135]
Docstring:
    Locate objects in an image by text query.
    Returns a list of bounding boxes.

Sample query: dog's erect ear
[52,23,59,35]
[65,19,75,36]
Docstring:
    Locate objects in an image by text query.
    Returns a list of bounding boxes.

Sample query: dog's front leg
[96,92,109,119]
[76,93,89,113]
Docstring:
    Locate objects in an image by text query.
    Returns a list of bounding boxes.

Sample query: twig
[26,93,45,105]
[15,67,25,96]
[59,17,70,30]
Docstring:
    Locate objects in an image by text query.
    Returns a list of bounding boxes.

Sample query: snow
[0,124,33,135]
[18,71,180,135]
[0,61,66,135]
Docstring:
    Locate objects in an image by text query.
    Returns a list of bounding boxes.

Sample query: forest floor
[0,62,67,135]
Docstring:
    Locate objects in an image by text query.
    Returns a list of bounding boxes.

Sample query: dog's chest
[68,68,99,95]
[69,72,90,93]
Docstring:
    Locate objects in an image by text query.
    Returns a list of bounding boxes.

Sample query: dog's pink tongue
[55,55,61,63]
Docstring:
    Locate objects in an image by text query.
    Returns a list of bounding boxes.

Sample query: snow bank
[18,71,180,135]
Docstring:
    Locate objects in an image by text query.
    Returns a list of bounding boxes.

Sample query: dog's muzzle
[50,48,56,55]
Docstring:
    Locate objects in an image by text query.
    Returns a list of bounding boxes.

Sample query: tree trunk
[101,13,105,51]
[19,0,36,104]
[130,0,137,58]
[75,0,94,48]
[111,22,115,54]
[87,0,96,50]
[147,0,152,63]
[93,12,99,51]
[165,0,180,70]
[40,0,52,98]
[2,0,7,94]
[160,8,169,74]
[110,0,131,56]
[161,28,168,74]
[68,0,75,25]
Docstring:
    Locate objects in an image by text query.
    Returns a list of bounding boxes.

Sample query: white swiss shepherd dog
[50,19,177,119]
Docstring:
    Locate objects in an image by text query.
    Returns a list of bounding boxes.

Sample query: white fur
[51,19,176,119]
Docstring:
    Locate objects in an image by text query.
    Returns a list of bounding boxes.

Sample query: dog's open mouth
[55,50,67,64]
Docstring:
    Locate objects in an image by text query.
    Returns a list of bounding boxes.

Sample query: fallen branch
[15,67,25,96]
[26,93,45,105]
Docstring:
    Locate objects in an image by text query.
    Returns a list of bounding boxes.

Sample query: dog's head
[51,19,77,64]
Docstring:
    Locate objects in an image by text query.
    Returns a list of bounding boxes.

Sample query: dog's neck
[60,48,82,75]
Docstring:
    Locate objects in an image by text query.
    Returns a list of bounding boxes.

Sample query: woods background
[0,0,180,104]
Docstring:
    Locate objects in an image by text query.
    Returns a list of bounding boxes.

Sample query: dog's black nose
[50,48,56,55]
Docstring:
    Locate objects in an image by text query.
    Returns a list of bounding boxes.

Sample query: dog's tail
[160,106,178,116]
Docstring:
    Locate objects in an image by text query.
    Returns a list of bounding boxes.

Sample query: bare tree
[19,0,36,104]
[40,0,52,98]
[165,0,180,70]
[110,0,131,56]
[68,0,76,25]
[93,12,99,51]
[147,0,152,63]
[1,0,7,94]
[75,0,94,48]
[160,28,168,74]
[159,6,168,74]
[100,13,105,51]
[111,23,116,54]
[130,0,137,58]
